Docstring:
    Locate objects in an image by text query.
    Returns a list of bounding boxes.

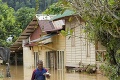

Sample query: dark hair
[37,60,43,64]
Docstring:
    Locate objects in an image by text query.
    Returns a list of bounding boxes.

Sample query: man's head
[37,60,43,70]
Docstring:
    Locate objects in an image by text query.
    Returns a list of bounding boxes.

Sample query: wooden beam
[21,35,29,36]
[26,32,33,33]
[17,41,22,42]
[33,19,37,21]
[29,23,36,26]
[39,44,57,51]
[43,45,57,51]
[29,23,39,26]
[27,28,34,30]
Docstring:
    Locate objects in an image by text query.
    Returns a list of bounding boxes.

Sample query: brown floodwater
[0,65,108,80]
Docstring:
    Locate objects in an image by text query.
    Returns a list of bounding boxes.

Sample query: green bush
[100,64,119,80]
[86,64,97,74]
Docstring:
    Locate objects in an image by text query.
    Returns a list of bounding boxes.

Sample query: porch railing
[96,50,106,62]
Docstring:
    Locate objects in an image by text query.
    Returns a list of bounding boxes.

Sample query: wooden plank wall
[65,18,96,67]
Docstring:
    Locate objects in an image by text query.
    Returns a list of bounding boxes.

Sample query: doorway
[46,51,64,70]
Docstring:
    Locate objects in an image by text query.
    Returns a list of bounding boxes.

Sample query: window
[34,52,39,68]
[86,40,90,57]
[46,51,64,69]
[71,29,75,47]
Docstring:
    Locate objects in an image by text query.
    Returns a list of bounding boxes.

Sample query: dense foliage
[0,0,35,47]
[58,0,120,79]
[42,2,64,15]
[2,0,58,12]
[0,0,15,47]
[0,0,59,47]
[15,7,35,30]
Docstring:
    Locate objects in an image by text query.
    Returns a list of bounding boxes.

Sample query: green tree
[0,0,15,47]
[42,2,64,15]
[2,0,58,12]
[0,1,36,47]
[59,0,120,79]
[15,7,35,31]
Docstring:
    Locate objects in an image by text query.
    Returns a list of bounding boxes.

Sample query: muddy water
[0,65,108,80]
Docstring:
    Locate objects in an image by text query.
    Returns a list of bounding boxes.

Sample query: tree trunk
[109,50,117,65]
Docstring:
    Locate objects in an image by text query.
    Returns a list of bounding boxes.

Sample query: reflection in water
[49,69,108,80]
[0,65,24,80]
[0,65,108,80]
[49,69,65,80]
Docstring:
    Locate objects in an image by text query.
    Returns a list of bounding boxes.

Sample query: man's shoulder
[33,69,37,73]
[33,68,48,72]
[43,68,48,72]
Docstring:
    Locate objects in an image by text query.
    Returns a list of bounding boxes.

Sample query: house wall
[52,34,66,68]
[22,40,34,68]
[52,34,65,50]
[30,26,41,41]
[65,18,96,67]
[32,46,49,67]
[31,34,66,68]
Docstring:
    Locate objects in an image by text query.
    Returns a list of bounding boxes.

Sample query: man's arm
[45,69,50,79]
[31,70,36,80]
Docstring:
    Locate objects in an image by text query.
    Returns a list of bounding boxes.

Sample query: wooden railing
[96,50,106,62]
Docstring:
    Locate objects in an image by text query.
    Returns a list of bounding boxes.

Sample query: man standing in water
[31,60,50,80]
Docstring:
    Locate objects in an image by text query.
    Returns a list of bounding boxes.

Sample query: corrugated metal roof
[51,10,75,21]
[38,19,65,32]
[36,14,63,32]
[53,20,65,29]
[10,15,56,52]
[10,14,65,52]
[38,20,54,32]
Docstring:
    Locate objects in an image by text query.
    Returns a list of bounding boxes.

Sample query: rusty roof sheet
[10,14,64,52]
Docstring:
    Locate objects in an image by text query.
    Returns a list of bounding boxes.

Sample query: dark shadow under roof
[10,17,37,52]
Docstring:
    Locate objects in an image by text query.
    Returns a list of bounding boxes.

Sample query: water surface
[0,65,108,80]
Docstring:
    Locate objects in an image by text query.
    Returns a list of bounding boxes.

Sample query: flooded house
[24,14,66,70]
[10,10,106,72]
[52,10,106,71]
[52,10,96,68]
[10,14,66,70]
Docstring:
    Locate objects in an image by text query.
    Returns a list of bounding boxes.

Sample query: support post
[6,63,11,77]
[15,53,17,66]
